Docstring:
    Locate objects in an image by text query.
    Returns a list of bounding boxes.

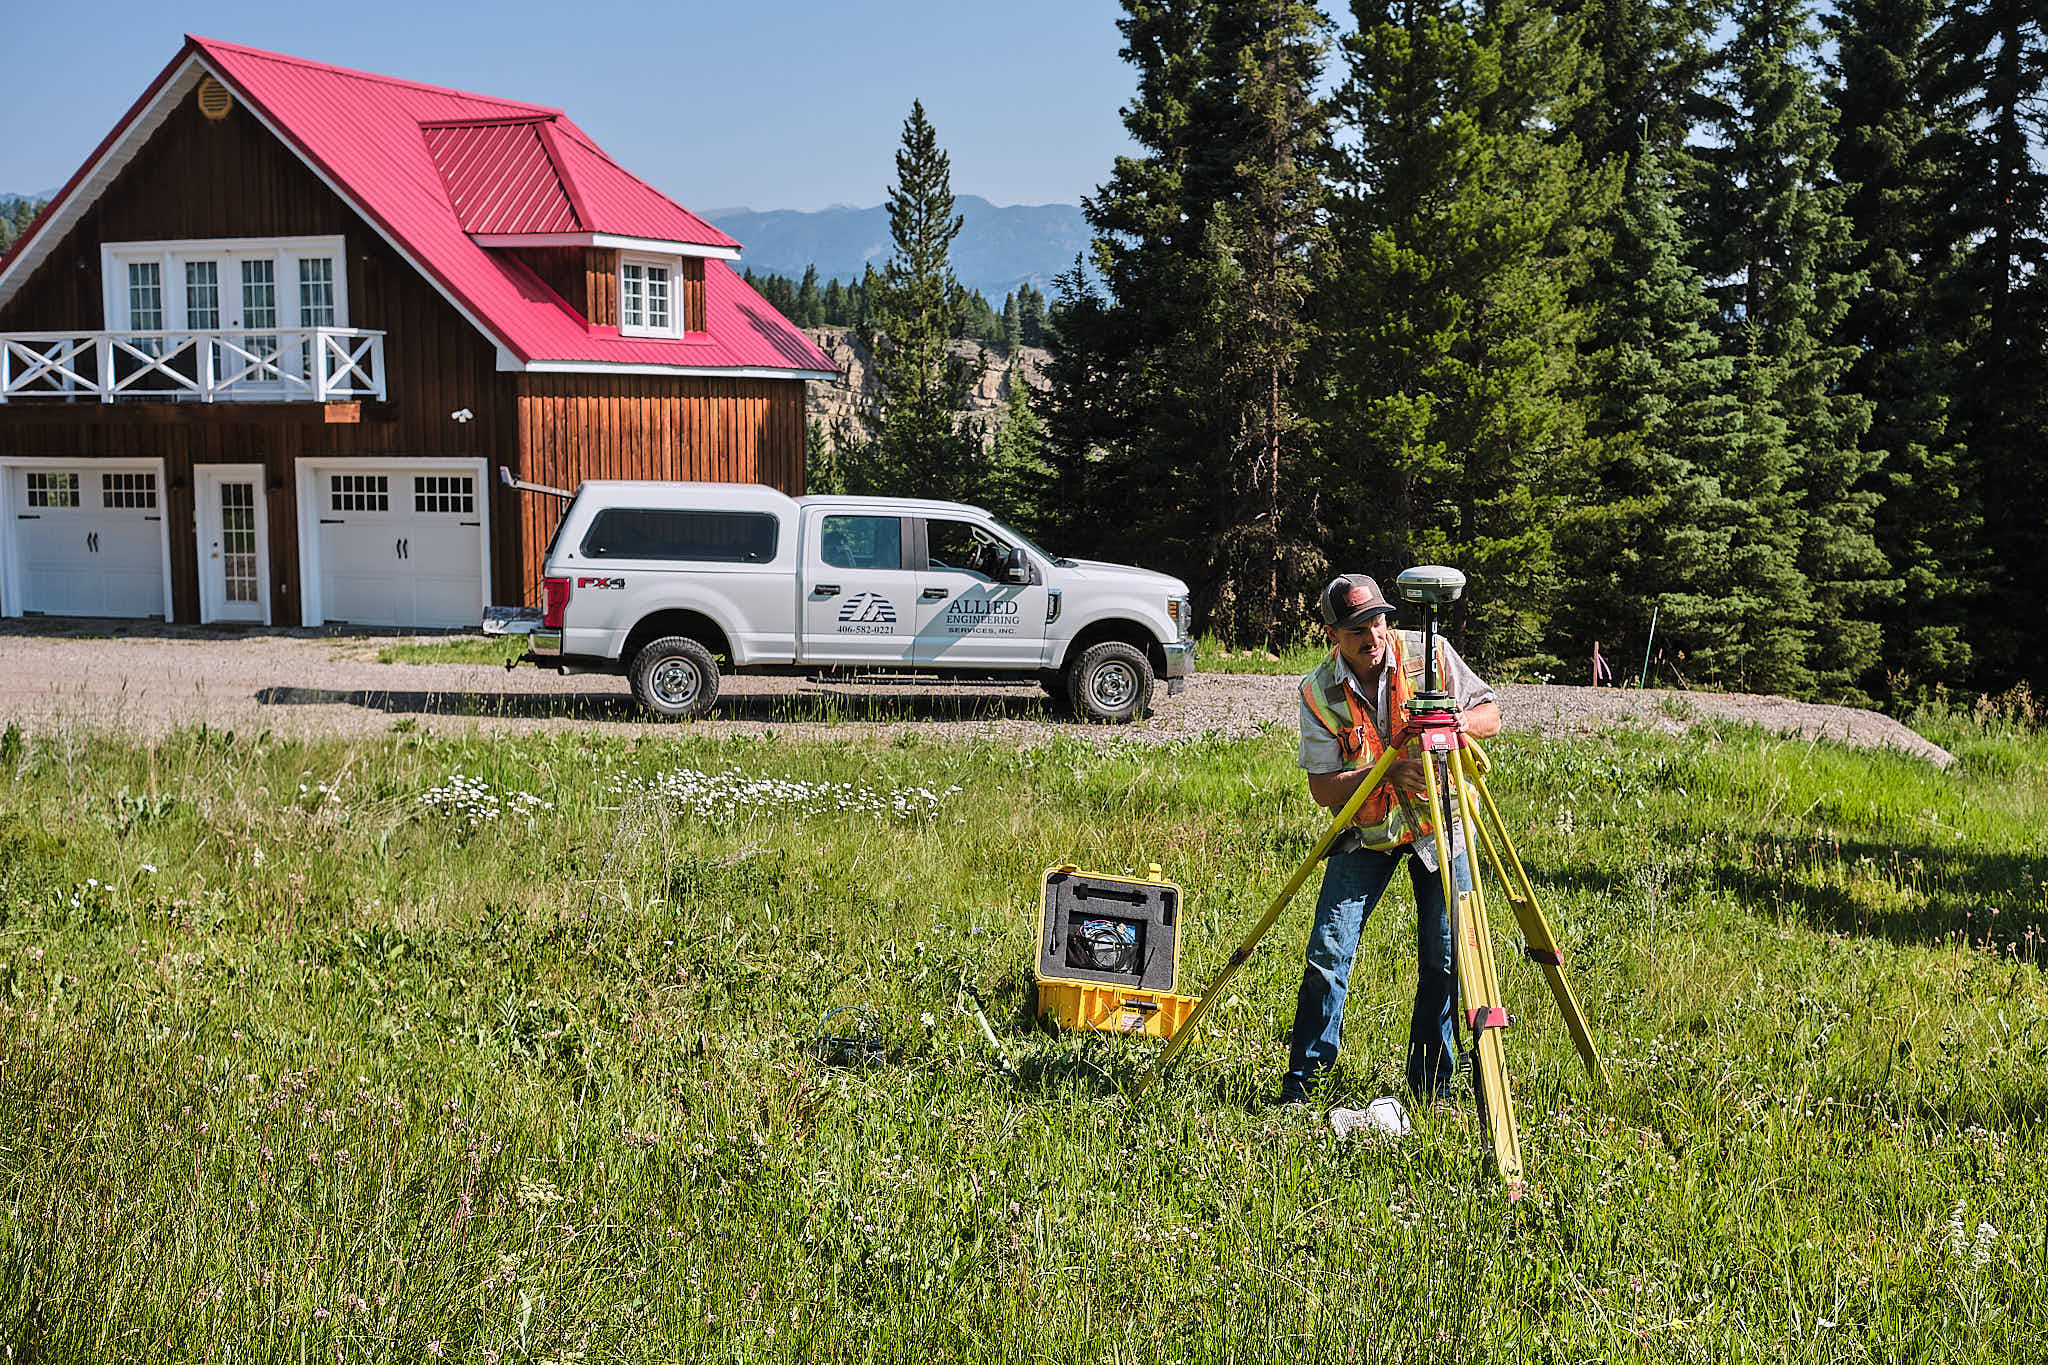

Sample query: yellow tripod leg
[1455,744,1612,1092]
[1430,749,1522,1180]
[1140,741,1412,1092]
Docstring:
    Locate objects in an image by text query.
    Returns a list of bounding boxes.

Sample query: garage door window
[27,473,79,507]
[414,476,475,515]
[102,473,157,509]
[331,475,388,511]
[580,509,778,563]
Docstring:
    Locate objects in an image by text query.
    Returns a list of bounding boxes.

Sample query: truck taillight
[541,577,571,628]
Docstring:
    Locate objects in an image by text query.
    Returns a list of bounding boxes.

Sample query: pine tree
[1313,0,1608,667]
[1828,0,1975,698]
[1928,0,2048,691]
[1045,0,1331,648]
[1687,0,1890,698]
[981,370,1057,535]
[1555,150,1766,689]
[1017,283,1048,346]
[1547,0,1748,685]
[1000,292,1024,354]
[795,265,823,328]
[857,101,985,497]
[0,197,45,251]
[822,277,848,327]
[1550,0,1708,177]
[1194,0,1333,644]
[950,285,1003,347]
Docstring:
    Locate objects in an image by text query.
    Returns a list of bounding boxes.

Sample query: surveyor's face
[1329,614,1392,677]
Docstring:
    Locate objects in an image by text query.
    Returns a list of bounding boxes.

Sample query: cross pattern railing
[0,328,387,403]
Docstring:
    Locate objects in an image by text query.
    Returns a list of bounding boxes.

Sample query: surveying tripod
[1144,567,1611,1181]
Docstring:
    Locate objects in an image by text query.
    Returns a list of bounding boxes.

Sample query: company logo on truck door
[944,594,1021,636]
[837,592,898,634]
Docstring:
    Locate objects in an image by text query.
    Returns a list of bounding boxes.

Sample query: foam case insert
[1038,868,1180,993]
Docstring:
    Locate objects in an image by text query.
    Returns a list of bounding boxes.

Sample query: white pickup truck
[484,481,1195,722]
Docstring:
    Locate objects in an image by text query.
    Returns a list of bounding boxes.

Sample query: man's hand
[1307,753,1429,811]
[1386,756,1427,795]
[1459,700,1503,739]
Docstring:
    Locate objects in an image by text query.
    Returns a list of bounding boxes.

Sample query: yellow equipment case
[1034,863,1200,1039]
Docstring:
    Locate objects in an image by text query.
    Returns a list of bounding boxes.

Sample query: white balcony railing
[0,328,386,403]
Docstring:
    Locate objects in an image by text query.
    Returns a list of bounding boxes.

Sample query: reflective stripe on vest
[1299,630,1442,850]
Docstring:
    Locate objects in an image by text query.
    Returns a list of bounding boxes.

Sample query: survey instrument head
[1396,565,1466,607]
[1396,564,1465,699]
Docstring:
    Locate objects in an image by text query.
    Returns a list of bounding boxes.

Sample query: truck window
[819,515,902,570]
[925,518,1006,581]
[542,489,582,561]
[580,509,779,563]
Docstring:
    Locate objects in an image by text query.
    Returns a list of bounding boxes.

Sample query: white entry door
[4,463,168,618]
[196,465,269,624]
[305,464,485,628]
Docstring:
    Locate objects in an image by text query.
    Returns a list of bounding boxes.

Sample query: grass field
[371,636,525,667]
[1,698,2044,1362]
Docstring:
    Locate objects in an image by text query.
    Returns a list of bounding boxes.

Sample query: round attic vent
[196,76,234,121]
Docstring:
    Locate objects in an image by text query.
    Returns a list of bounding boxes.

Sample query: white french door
[196,464,270,624]
[102,238,347,399]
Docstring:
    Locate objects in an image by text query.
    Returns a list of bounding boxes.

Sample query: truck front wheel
[1067,642,1153,723]
[629,636,721,720]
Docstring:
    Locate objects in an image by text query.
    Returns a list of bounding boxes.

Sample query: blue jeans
[1281,844,1469,1102]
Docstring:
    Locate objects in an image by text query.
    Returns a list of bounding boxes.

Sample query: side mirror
[1004,547,1031,585]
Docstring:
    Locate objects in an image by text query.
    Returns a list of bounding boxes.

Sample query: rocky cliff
[803,328,1049,451]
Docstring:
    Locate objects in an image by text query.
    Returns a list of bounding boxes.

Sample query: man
[1280,573,1501,1106]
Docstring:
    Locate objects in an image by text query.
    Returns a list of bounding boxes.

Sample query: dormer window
[618,254,678,337]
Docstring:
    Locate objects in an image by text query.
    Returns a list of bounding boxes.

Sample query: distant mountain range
[708,196,1089,303]
[0,189,1087,304]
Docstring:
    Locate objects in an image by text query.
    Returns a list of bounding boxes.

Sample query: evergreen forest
[0,197,46,253]
[835,0,2048,707]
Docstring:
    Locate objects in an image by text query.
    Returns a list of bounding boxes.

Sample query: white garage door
[311,466,483,628]
[6,464,167,618]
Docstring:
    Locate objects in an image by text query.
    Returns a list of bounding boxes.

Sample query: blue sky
[0,0,1142,212]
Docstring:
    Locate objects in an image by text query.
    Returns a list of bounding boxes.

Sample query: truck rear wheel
[1068,642,1153,724]
[629,636,721,720]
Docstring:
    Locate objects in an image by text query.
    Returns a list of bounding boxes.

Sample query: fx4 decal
[577,577,625,590]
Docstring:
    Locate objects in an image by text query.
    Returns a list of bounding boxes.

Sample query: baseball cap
[1319,574,1397,629]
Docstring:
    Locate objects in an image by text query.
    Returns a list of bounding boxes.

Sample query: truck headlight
[1167,596,1191,637]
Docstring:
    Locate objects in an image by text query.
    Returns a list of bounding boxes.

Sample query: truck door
[800,512,920,664]
[914,516,1050,667]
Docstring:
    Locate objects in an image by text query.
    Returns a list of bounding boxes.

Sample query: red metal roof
[0,36,832,376]
[422,120,581,235]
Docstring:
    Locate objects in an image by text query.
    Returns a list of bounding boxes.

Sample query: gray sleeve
[1436,639,1496,710]
[1298,693,1346,773]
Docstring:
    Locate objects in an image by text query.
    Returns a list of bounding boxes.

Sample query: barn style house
[0,36,834,628]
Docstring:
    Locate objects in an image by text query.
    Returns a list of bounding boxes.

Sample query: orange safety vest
[1298,630,1444,851]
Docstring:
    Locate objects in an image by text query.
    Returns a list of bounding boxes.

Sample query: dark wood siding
[586,249,617,328]
[682,258,706,334]
[509,246,589,319]
[512,374,805,603]
[0,79,518,620]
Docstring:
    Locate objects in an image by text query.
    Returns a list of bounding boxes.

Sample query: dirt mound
[1492,683,1954,768]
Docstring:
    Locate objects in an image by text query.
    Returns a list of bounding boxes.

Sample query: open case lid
[1037,864,1181,993]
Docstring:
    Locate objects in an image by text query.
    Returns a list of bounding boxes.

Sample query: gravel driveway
[0,623,1952,766]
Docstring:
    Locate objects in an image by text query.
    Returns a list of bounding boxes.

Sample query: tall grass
[372,636,525,666]
[0,713,2042,1361]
